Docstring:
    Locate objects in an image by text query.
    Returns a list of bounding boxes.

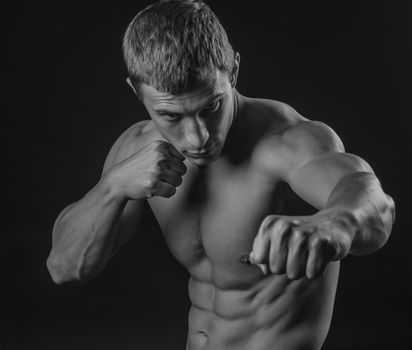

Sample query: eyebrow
[154,91,225,116]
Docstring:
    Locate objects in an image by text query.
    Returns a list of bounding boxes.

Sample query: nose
[185,117,209,150]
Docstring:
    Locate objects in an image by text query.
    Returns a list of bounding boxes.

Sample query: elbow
[386,194,396,228]
[46,253,86,285]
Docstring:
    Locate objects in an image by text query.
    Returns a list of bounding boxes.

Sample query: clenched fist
[249,210,358,279]
[106,140,187,200]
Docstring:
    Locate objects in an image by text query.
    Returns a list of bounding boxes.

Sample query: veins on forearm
[324,172,395,255]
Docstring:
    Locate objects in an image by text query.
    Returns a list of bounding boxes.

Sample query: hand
[105,140,187,200]
[249,210,357,279]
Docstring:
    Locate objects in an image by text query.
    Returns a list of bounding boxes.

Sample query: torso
[138,93,339,350]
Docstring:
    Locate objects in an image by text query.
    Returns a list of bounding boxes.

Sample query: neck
[219,89,243,159]
[227,88,240,139]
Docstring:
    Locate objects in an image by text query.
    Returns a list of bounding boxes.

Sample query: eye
[204,100,221,113]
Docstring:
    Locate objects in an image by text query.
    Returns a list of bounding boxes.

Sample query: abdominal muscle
[185,258,340,350]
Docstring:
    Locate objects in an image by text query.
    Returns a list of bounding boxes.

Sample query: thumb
[249,252,269,275]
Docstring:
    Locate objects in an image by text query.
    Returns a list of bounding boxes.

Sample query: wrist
[99,170,128,204]
[316,206,360,245]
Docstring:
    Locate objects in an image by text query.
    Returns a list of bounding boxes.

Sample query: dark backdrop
[4,1,411,349]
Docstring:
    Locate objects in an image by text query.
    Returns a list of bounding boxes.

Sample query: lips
[185,145,215,158]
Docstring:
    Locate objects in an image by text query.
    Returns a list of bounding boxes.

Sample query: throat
[184,166,209,208]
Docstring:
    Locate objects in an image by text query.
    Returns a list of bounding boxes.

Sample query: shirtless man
[47,1,395,349]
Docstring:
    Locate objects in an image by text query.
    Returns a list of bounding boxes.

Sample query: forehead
[140,70,230,112]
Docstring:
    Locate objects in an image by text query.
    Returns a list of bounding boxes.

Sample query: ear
[126,77,138,95]
[230,52,240,88]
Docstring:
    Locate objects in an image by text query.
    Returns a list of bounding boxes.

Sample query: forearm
[47,177,128,284]
[323,171,395,255]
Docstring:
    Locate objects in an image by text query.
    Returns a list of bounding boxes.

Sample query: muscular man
[47,1,395,349]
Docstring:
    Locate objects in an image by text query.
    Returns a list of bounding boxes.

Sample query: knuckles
[261,216,299,240]
[153,151,168,163]
[151,139,167,149]
[144,178,157,190]
[290,229,304,244]
[253,215,340,279]
[152,162,165,173]
[260,215,283,234]
[150,140,170,157]
[260,215,275,230]
[272,217,288,232]
[308,235,322,250]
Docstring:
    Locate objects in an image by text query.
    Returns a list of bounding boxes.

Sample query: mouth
[184,145,216,158]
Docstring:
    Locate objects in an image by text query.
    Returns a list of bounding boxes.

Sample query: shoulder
[280,120,345,156]
[245,96,342,148]
[250,103,344,179]
[116,119,156,143]
[102,120,158,172]
[241,96,304,132]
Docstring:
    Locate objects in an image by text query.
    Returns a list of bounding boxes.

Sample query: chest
[148,159,288,281]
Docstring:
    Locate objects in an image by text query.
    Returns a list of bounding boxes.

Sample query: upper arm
[102,122,149,255]
[261,120,374,210]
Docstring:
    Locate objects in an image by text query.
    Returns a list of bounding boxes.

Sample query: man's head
[123,0,240,165]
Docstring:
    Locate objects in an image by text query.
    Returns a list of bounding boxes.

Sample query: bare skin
[143,107,340,350]
[48,67,395,349]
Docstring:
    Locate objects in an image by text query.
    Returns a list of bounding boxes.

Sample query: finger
[330,224,351,261]
[251,216,274,265]
[164,142,185,161]
[257,263,270,275]
[251,234,271,265]
[166,157,187,176]
[286,229,308,280]
[306,229,338,278]
[155,181,177,198]
[159,169,183,187]
[247,252,270,275]
[268,219,293,274]
[306,236,325,279]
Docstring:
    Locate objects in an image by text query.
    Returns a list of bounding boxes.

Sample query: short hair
[123,0,235,95]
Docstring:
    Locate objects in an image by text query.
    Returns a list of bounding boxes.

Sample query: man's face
[140,70,236,166]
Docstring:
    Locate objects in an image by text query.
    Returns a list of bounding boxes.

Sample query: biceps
[288,152,374,209]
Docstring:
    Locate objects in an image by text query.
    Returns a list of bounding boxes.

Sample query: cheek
[156,123,186,146]
[208,105,230,130]
[212,111,231,137]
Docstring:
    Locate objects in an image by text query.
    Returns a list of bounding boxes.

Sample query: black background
[4,1,411,349]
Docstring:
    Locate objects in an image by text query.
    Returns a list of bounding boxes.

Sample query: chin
[184,143,223,166]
